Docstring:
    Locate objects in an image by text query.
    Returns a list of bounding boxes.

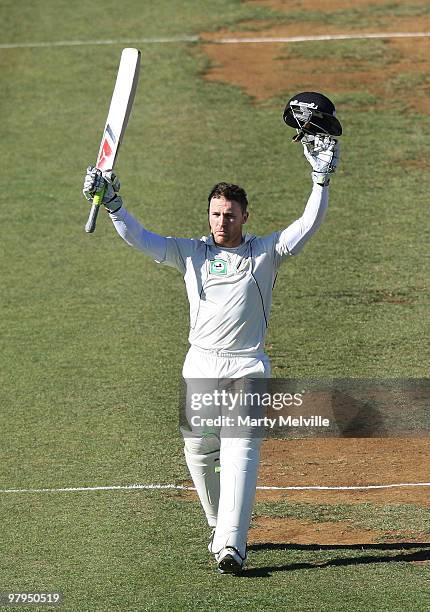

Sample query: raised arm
[83,167,168,260]
[82,167,195,272]
[275,136,340,260]
[278,182,329,256]
[108,206,168,261]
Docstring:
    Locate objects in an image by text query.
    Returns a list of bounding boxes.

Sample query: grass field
[1,1,429,610]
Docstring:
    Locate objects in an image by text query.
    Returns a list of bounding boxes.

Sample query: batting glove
[82,166,123,213]
[302,136,340,186]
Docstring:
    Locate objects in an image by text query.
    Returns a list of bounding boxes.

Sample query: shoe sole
[218,555,243,574]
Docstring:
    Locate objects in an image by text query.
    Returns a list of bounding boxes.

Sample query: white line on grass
[0,36,199,49]
[1,482,429,494]
[0,31,430,49]
[215,31,430,44]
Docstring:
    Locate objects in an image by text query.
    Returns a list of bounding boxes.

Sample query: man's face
[208,197,248,248]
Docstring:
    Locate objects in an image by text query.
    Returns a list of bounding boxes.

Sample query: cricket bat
[85,47,141,233]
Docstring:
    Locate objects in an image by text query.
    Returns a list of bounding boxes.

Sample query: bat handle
[85,190,104,234]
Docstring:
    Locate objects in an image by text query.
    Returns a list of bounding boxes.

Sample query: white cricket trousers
[181,346,270,560]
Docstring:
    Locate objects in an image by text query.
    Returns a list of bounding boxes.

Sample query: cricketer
[83,95,340,573]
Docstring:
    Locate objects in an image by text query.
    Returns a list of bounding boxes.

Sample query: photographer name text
[190,415,330,428]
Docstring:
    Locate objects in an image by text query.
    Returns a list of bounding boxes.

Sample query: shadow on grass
[240,542,430,577]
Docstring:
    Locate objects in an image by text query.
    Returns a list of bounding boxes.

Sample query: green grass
[1,493,429,611]
[279,39,401,65]
[232,2,430,30]
[254,501,430,534]
[0,1,429,610]
[0,0,278,43]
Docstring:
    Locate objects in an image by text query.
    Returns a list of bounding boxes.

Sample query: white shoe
[216,546,245,574]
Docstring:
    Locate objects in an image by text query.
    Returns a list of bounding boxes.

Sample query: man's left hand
[302,135,340,186]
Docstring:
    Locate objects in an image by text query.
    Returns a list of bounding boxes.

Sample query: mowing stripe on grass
[0,31,429,49]
[1,482,429,494]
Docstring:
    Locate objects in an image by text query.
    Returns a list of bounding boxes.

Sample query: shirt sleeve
[109,206,197,274]
[273,183,329,265]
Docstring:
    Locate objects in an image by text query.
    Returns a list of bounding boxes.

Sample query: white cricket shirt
[109,183,328,355]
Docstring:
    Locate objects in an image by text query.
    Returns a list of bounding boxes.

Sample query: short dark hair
[207,182,248,213]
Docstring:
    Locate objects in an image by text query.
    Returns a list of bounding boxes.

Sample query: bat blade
[85,47,141,234]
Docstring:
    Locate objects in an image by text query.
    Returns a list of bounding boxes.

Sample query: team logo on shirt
[210,258,228,275]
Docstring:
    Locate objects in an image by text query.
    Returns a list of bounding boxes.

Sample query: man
[83,134,340,573]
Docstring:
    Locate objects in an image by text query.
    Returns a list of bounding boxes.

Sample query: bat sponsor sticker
[97,137,113,169]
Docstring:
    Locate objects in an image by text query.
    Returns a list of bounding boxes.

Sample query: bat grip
[85,190,104,234]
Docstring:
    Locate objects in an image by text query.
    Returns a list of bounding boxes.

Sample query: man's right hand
[82,166,123,213]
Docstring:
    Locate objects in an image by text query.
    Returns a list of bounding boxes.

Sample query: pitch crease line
[1,482,429,494]
[1,31,430,49]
